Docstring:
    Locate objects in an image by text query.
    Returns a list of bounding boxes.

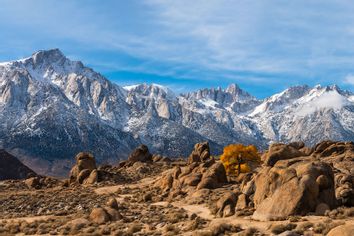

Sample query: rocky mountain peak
[225,83,256,101]
[125,83,176,101]
[280,85,311,99]
[325,84,349,95]
[225,83,241,94]
[30,48,66,65]
[183,83,256,105]
[14,48,89,81]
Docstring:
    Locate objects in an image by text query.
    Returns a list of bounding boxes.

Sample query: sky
[1,0,354,98]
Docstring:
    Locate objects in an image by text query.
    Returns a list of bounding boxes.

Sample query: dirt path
[0,215,62,223]
[94,176,156,195]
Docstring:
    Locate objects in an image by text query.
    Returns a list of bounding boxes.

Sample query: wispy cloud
[1,0,354,96]
[344,74,354,86]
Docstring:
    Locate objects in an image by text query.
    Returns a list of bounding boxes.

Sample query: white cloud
[141,0,354,86]
[296,91,348,117]
[3,0,354,88]
[344,74,354,85]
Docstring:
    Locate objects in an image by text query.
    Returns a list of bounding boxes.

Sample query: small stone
[143,192,152,202]
[25,177,40,189]
[89,207,110,224]
[315,203,330,216]
[127,223,142,234]
[216,192,237,217]
[104,207,123,221]
[106,197,119,210]
[190,213,197,220]
[236,194,248,210]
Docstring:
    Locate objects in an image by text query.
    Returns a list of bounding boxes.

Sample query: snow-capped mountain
[0,49,138,176]
[1,49,354,176]
[250,84,354,145]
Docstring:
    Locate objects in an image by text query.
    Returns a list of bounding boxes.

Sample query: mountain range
[1,49,354,176]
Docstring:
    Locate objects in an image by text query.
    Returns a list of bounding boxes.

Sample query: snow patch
[123,84,140,91]
[199,98,219,108]
[0,62,10,66]
[249,103,267,116]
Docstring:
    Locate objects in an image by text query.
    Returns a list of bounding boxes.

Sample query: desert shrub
[312,220,345,235]
[271,223,296,234]
[326,206,354,218]
[220,144,260,176]
[242,227,259,236]
[210,223,242,235]
[127,223,142,234]
[288,215,301,222]
[294,222,314,234]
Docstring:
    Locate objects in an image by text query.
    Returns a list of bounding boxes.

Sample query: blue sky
[1,0,354,98]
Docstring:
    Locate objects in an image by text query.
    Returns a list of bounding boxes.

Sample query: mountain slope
[0,49,139,176]
[0,149,36,180]
[249,85,354,145]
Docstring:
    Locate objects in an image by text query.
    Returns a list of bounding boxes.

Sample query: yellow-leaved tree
[220,144,260,176]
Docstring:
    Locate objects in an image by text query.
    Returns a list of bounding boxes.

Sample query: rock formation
[127,145,152,164]
[69,152,98,185]
[188,142,212,164]
[156,142,227,203]
[261,143,306,166]
[89,197,122,224]
[252,159,336,221]
[312,141,354,207]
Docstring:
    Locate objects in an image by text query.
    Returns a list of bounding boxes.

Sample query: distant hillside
[0,149,36,180]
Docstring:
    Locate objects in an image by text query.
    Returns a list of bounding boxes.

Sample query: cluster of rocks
[119,144,152,167]
[89,197,122,224]
[253,159,336,221]
[154,140,354,227]
[0,186,108,218]
[24,176,60,189]
[69,152,98,185]
[63,145,174,188]
[156,142,228,199]
[98,145,174,186]
[239,140,354,221]
[312,141,354,207]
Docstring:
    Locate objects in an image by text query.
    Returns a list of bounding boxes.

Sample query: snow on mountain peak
[249,85,310,116]
[296,88,349,117]
[0,49,110,86]
[250,84,350,118]
[123,84,140,91]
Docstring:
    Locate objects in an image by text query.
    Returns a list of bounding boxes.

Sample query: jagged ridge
[1,49,354,176]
